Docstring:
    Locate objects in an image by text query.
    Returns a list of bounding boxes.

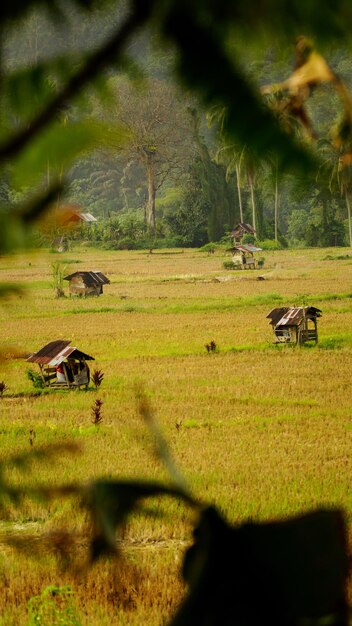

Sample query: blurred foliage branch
[0,2,351,623]
[0,3,150,163]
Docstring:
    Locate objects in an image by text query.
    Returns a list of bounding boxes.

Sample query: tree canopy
[2,0,352,255]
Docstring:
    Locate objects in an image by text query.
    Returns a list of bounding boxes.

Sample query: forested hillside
[3,1,352,248]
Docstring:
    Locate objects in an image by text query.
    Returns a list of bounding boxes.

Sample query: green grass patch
[323,254,352,261]
[318,336,347,350]
[226,342,271,353]
[68,306,120,315]
[230,395,319,408]
[183,419,202,429]
[311,292,352,303]
[55,293,286,317]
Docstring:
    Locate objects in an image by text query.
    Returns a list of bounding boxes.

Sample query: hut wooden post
[298,310,306,345]
[298,326,303,345]
[62,362,71,388]
[38,364,46,385]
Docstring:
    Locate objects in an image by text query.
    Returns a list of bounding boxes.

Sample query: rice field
[0,245,351,625]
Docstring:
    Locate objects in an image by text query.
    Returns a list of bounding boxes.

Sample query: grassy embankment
[0,246,351,625]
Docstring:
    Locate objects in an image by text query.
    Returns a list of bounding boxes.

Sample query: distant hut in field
[26,340,94,388]
[231,223,256,244]
[64,271,110,297]
[58,204,98,227]
[52,235,69,253]
[68,211,98,225]
[229,243,262,269]
[50,205,98,250]
[267,306,322,345]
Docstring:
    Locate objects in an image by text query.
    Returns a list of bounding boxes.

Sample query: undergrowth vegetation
[0,246,351,624]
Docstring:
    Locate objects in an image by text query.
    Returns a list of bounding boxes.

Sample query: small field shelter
[267,306,322,345]
[26,340,94,388]
[60,207,98,226]
[231,223,256,244]
[230,243,262,269]
[64,271,110,296]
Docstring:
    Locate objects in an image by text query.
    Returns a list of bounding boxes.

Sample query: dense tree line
[3,3,352,248]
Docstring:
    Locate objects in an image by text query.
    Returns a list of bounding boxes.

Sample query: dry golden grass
[0,245,351,623]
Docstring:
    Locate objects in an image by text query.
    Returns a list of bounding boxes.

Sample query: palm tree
[260,154,281,242]
[239,145,265,238]
[337,159,352,247]
[318,140,352,247]
[215,142,245,223]
[209,106,265,239]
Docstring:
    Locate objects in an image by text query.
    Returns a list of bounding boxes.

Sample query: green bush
[104,235,188,250]
[223,260,238,270]
[26,368,45,389]
[153,236,188,248]
[323,254,352,261]
[256,239,282,250]
[114,236,139,250]
[28,585,81,626]
[198,243,217,253]
[242,233,255,245]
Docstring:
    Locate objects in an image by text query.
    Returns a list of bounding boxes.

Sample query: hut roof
[230,244,262,253]
[78,212,97,223]
[63,271,110,285]
[231,223,256,236]
[26,340,94,365]
[267,306,322,328]
[56,205,98,225]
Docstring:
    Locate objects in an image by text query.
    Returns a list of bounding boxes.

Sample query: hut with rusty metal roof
[267,306,322,345]
[26,340,94,388]
[64,271,110,297]
[229,243,262,269]
[231,223,256,244]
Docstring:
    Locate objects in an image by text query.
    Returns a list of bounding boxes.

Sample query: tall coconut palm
[336,158,352,247]
[318,138,352,247]
[260,154,281,241]
[215,141,245,223]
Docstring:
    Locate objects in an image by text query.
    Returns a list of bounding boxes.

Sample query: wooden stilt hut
[267,306,322,345]
[26,340,94,389]
[229,243,262,269]
[231,223,256,244]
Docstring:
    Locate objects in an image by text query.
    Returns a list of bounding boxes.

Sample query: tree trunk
[274,163,279,241]
[145,152,156,235]
[248,172,256,235]
[235,161,243,222]
[345,189,352,247]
